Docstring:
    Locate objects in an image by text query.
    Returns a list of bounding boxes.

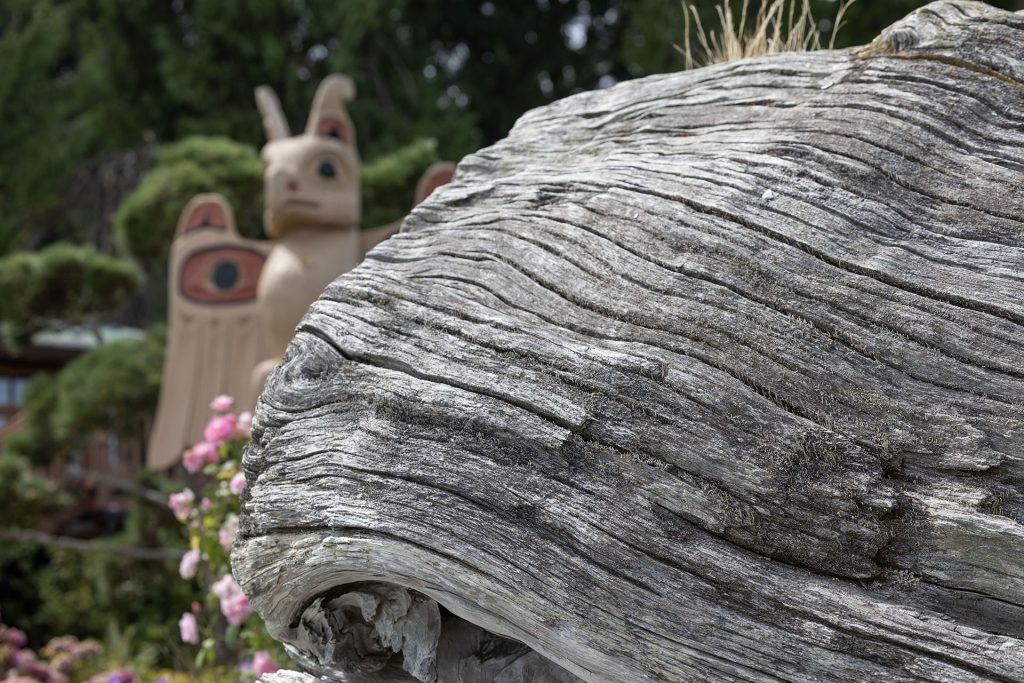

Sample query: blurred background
[1,0,1021,681]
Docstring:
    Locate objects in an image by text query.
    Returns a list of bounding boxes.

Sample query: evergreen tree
[7,0,1018,259]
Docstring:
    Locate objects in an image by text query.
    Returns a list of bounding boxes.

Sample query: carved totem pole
[147,75,454,469]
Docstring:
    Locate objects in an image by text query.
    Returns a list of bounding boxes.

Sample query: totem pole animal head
[254,75,362,237]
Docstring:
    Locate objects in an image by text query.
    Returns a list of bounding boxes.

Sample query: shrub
[2,328,164,468]
[0,450,67,528]
[48,329,164,444]
[114,134,443,271]
[0,244,143,349]
[362,137,442,229]
[167,396,285,677]
[113,137,264,268]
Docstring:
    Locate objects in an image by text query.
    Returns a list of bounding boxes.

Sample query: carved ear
[175,194,238,238]
[414,162,456,205]
[255,85,290,141]
[305,74,356,142]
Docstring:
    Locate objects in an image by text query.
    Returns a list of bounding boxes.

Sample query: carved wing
[147,194,272,470]
[413,161,456,205]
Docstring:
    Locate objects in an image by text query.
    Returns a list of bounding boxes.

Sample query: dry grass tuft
[677,0,856,70]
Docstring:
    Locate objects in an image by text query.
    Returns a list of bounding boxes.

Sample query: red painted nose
[286,180,298,191]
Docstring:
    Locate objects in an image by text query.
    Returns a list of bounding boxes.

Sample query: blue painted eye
[212,260,239,290]
[319,161,336,178]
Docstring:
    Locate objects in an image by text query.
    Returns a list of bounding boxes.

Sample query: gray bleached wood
[238,2,1024,681]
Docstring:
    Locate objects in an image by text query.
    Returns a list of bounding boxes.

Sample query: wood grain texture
[239,2,1024,681]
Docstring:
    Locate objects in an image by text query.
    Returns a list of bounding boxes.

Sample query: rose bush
[168,396,284,678]
[2,396,284,683]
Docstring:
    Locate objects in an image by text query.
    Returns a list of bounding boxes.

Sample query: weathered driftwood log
[237,2,1024,681]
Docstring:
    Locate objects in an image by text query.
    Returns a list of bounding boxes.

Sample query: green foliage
[115,133,442,275]
[362,137,442,229]
[0,377,67,531]
[0,0,631,254]
[0,243,142,348]
[35,548,187,660]
[49,329,165,443]
[0,541,45,628]
[2,328,164,470]
[4,0,1024,257]
[114,137,263,267]
[1,374,59,465]
[0,462,191,666]
[168,402,288,674]
[0,450,68,528]
[0,0,177,251]
[5,522,191,668]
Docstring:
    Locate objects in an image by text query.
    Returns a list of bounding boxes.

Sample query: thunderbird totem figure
[147,74,454,469]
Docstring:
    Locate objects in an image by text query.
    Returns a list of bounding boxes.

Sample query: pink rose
[182,447,204,473]
[221,593,252,626]
[209,395,234,412]
[229,471,246,495]
[236,411,253,438]
[212,573,252,625]
[252,651,278,677]
[191,601,202,614]
[204,414,237,444]
[178,612,199,645]
[178,548,200,579]
[192,440,219,465]
[219,516,239,550]
[211,573,242,602]
[168,489,194,521]
[201,497,213,511]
